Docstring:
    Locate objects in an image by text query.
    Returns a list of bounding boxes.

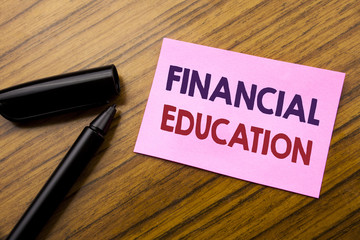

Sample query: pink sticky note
[134,38,345,198]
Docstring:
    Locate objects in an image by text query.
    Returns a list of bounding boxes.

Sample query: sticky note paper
[134,38,345,198]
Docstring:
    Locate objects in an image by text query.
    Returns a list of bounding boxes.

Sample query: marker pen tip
[90,105,116,135]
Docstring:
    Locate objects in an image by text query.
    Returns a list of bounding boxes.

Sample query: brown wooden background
[1,0,359,239]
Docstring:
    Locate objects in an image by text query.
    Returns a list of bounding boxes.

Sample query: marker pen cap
[0,65,120,121]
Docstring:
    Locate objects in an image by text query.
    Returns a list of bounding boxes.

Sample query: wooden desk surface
[1,1,359,239]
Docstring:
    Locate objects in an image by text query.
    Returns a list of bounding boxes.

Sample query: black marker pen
[6,105,117,240]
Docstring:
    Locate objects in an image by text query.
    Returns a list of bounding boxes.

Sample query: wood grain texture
[0,0,359,239]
